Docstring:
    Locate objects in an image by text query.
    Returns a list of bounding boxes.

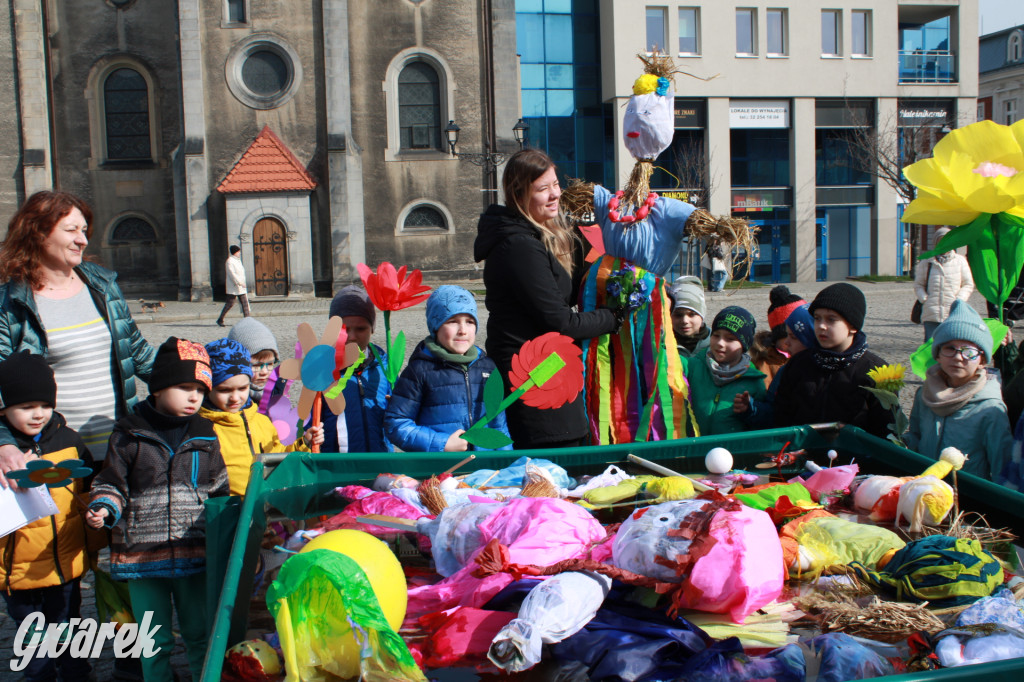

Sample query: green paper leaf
[460,427,513,449]
[528,352,566,387]
[919,213,991,260]
[483,370,504,418]
[324,348,365,399]
[388,331,407,384]
[863,386,901,411]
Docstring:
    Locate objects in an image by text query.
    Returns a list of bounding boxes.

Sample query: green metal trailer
[200,424,1024,681]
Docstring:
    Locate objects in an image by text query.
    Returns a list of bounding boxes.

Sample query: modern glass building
[515,0,615,187]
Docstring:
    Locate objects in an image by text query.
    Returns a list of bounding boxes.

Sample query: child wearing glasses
[228,317,282,410]
[904,299,1012,481]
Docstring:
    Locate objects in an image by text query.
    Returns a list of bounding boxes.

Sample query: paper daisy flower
[7,458,93,489]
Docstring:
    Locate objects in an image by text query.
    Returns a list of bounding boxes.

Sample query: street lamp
[444,120,460,156]
[446,119,529,169]
[513,118,529,149]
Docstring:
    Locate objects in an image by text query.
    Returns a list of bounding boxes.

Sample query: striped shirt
[35,288,119,458]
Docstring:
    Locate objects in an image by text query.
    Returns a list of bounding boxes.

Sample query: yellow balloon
[299,527,407,628]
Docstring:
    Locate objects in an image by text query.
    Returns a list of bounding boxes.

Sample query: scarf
[706,351,752,386]
[921,363,987,416]
[425,338,479,365]
[812,331,868,372]
[677,325,710,355]
[935,252,955,265]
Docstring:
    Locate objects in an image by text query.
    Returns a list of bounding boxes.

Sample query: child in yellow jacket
[0,352,104,681]
[201,339,324,495]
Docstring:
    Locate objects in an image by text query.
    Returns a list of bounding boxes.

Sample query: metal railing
[898,49,956,83]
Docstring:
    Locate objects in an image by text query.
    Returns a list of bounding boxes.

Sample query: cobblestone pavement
[0,279,995,679]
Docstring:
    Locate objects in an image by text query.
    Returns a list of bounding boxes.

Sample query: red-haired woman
[0,191,155,485]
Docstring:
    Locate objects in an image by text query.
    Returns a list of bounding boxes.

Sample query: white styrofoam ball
[705,447,733,474]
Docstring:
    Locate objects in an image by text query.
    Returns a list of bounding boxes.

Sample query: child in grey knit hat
[228,317,281,407]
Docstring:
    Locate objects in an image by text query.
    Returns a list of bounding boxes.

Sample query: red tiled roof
[217,125,317,193]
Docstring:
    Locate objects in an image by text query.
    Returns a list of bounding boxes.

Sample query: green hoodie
[683,350,768,436]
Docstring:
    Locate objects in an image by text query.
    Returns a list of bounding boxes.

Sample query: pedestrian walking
[914,227,974,342]
[217,245,250,327]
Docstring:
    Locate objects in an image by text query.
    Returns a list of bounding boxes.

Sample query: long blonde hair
[502,149,578,275]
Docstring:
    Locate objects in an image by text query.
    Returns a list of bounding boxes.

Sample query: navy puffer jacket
[0,262,156,448]
[384,339,512,452]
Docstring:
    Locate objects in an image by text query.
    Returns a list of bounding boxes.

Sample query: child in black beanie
[773,283,891,438]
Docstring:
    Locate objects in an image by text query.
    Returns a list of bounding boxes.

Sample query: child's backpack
[850,535,1003,607]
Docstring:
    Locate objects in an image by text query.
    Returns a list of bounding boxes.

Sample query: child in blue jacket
[385,286,512,452]
[316,285,393,453]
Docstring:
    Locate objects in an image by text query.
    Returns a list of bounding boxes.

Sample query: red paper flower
[357,262,432,311]
[509,332,583,409]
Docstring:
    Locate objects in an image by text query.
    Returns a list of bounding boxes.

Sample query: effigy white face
[623,90,675,160]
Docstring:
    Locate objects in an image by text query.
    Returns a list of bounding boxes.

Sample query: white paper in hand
[0,485,59,537]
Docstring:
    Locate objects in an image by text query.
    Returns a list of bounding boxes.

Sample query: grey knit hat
[330,285,376,328]
[669,275,706,319]
[931,299,992,362]
[228,317,279,359]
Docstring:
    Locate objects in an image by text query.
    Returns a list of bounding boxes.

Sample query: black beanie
[0,351,56,408]
[712,306,757,351]
[148,337,213,393]
[808,283,866,331]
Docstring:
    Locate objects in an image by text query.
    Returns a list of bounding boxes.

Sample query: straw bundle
[684,209,760,284]
[795,591,945,642]
[520,469,560,498]
[922,511,1017,549]
[418,476,448,516]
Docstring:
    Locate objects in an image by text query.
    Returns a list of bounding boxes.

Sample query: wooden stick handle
[311,392,322,454]
[443,454,476,476]
[626,453,714,492]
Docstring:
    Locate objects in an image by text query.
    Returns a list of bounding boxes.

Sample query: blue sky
[980,0,1024,35]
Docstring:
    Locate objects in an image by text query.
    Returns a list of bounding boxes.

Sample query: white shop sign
[729,100,790,128]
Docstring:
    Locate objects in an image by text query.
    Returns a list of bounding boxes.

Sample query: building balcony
[898,50,956,83]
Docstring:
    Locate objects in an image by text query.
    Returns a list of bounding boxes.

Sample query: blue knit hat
[711,306,756,351]
[426,285,478,335]
[786,304,817,350]
[205,338,254,388]
[931,299,992,362]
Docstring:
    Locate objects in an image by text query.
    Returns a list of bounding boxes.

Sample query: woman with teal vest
[683,306,767,436]
[0,191,155,485]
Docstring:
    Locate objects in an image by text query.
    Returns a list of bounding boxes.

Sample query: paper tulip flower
[905,120,1024,319]
[461,333,582,449]
[6,458,93,489]
[357,262,432,384]
[279,317,363,451]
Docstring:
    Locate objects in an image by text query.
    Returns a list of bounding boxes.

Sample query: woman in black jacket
[473,149,620,448]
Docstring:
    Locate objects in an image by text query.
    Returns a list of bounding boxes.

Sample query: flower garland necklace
[607,190,658,224]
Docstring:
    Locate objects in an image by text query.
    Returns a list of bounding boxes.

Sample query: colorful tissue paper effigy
[222,639,281,682]
[852,448,965,530]
[267,530,422,681]
[557,54,756,445]
[779,510,906,578]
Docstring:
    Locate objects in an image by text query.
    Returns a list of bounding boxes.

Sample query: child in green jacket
[683,306,767,436]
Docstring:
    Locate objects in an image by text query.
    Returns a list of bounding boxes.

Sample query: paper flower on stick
[863,364,909,447]
[904,120,1024,320]
[357,262,432,385]
[279,317,363,421]
[6,458,93,488]
[461,333,582,449]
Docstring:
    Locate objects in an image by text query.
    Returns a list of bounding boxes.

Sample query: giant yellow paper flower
[867,363,906,393]
[902,120,1024,225]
